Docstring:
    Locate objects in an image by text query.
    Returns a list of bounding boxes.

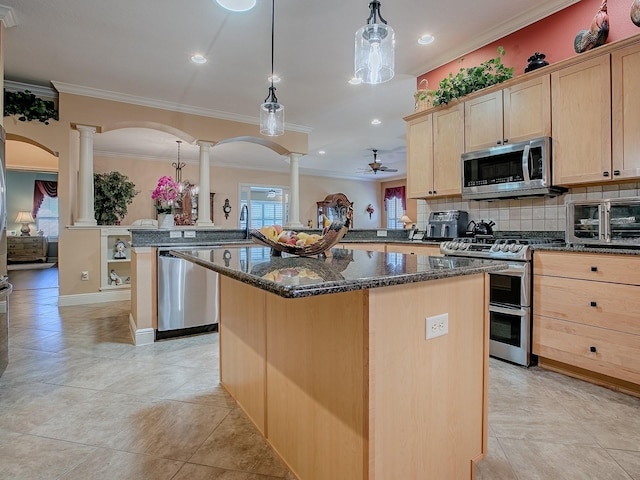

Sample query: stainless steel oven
[441,236,562,366]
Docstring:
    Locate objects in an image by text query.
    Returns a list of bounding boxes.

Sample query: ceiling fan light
[215,0,256,12]
[354,1,395,85]
[260,101,285,136]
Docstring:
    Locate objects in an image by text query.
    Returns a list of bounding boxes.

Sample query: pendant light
[260,0,284,136]
[354,0,395,85]
[172,140,185,183]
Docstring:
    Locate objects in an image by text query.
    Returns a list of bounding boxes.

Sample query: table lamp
[15,211,35,236]
[400,215,415,229]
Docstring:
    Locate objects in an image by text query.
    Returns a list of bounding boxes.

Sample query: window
[36,195,59,237]
[385,197,403,230]
[239,185,289,230]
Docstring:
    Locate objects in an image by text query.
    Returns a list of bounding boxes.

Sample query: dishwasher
[157,249,218,340]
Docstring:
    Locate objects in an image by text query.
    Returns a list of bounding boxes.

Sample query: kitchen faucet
[240,204,249,239]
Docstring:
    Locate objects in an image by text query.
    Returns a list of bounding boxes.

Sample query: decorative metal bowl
[250,221,349,257]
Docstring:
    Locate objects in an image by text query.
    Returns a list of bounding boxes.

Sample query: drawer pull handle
[590,346,597,353]
[590,266,598,272]
[590,301,597,307]
[613,170,621,176]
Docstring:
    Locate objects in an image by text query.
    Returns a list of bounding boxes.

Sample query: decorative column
[196,140,214,227]
[285,153,304,229]
[74,125,97,226]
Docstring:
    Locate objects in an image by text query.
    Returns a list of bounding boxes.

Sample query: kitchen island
[171,246,505,480]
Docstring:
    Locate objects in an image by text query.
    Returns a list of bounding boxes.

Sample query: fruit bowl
[250,221,349,257]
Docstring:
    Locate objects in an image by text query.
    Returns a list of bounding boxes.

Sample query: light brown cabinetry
[612,43,640,180]
[551,55,612,185]
[405,103,464,199]
[7,236,47,263]
[533,251,640,390]
[464,75,551,152]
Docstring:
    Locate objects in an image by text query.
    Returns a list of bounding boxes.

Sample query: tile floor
[1,268,640,479]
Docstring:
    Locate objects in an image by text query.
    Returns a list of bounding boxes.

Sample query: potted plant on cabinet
[4,89,59,125]
[94,171,139,225]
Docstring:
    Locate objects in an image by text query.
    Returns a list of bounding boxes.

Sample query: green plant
[94,171,139,225]
[4,89,59,124]
[432,47,514,106]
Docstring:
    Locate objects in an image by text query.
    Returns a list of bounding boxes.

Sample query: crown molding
[52,81,313,134]
[4,80,58,99]
[411,0,581,76]
[0,5,17,28]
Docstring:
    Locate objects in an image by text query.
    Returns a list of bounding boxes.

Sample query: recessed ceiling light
[418,34,435,45]
[215,0,256,12]
[349,77,363,85]
[371,119,382,125]
[191,54,207,64]
[318,150,326,155]
[268,75,281,83]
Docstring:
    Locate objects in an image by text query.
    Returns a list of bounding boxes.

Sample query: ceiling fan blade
[379,167,398,172]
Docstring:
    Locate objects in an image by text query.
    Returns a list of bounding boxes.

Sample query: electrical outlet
[81,271,89,281]
[184,230,196,238]
[376,230,388,237]
[426,313,448,340]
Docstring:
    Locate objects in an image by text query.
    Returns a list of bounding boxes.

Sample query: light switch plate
[376,230,388,237]
[426,313,449,340]
[184,230,196,238]
[169,231,182,238]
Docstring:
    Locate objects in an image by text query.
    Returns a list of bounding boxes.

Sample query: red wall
[418,0,640,89]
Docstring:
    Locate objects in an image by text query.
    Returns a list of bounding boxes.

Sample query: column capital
[72,124,99,134]
[197,140,215,149]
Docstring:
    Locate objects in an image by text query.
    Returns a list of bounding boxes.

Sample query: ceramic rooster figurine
[632,0,640,27]
[574,0,609,53]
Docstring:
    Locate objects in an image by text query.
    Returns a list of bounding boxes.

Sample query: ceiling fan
[360,149,398,174]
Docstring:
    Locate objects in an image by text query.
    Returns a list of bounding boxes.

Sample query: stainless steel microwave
[461,137,565,200]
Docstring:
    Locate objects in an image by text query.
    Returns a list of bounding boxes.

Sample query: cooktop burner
[440,236,564,261]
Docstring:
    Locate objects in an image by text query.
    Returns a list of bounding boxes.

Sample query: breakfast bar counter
[173,246,505,480]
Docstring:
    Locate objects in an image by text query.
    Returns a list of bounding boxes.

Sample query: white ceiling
[2,0,577,181]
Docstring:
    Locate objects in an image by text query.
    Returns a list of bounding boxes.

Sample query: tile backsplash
[417,183,640,233]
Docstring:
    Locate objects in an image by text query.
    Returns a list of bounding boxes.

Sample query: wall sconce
[223,199,232,219]
[15,211,35,236]
[366,204,375,219]
[400,215,415,229]
[223,249,232,267]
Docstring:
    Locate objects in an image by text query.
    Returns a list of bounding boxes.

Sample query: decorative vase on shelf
[158,212,174,229]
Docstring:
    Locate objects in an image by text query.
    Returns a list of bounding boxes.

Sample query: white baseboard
[58,289,131,306]
[129,313,155,346]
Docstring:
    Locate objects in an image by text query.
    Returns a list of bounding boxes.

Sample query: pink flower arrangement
[152,176,179,212]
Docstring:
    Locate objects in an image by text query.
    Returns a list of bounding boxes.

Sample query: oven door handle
[492,263,527,276]
[489,305,527,317]
[522,145,531,183]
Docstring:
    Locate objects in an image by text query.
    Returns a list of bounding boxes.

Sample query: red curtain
[383,186,406,210]
[32,180,58,218]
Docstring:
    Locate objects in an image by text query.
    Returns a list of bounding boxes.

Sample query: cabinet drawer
[7,244,23,251]
[534,275,640,335]
[534,251,640,285]
[533,315,640,385]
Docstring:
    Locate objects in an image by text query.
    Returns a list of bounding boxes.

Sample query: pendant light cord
[264,0,278,104]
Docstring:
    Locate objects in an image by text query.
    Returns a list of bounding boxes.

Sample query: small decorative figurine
[574,0,609,54]
[632,0,640,27]
[109,269,123,286]
[113,239,127,259]
[524,52,549,73]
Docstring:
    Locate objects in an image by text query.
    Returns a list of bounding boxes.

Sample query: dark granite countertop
[533,244,640,256]
[170,246,506,298]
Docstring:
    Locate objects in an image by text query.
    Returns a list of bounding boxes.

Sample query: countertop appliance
[462,137,565,200]
[157,248,218,340]
[566,197,640,246]
[424,210,468,240]
[441,235,563,366]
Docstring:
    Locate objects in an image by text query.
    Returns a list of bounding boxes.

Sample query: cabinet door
[464,90,503,151]
[503,74,551,144]
[612,43,640,180]
[406,112,434,198]
[551,55,612,185]
[433,103,464,197]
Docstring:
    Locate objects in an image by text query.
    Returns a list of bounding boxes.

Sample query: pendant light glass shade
[260,95,284,136]
[355,0,395,85]
[260,0,285,137]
